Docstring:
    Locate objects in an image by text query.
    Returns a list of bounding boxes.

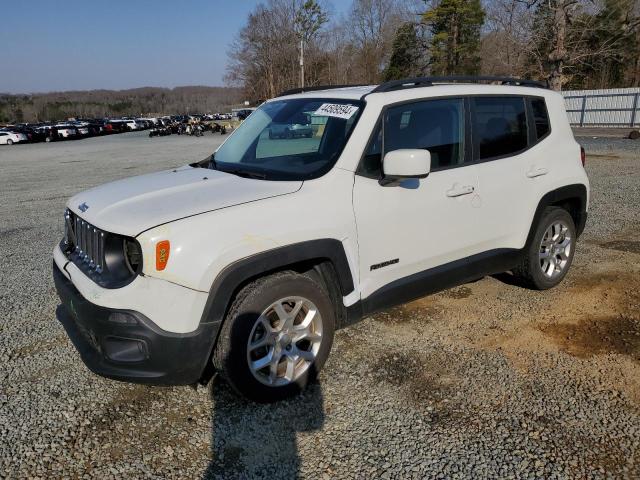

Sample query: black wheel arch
[199,238,355,327]
[196,239,355,384]
[525,183,588,248]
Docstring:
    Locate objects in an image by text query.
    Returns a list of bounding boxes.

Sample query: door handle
[446,185,475,197]
[526,167,549,178]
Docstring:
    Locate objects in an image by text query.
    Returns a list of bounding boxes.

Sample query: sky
[1,0,348,94]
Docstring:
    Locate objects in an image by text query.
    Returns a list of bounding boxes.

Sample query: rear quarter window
[530,97,551,140]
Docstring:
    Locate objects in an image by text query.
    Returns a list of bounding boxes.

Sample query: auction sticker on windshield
[314,103,359,119]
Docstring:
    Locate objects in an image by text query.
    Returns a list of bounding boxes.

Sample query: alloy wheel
[539,221,572,278]
[247,296,323,387]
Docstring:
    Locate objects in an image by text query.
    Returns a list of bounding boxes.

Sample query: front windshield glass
[212,98,363,180]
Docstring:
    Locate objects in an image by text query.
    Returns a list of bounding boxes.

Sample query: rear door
[471,96,541,251]
[353,97,482,301]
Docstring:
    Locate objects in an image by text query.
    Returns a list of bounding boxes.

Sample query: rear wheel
[213,271,335,402]
[513,207,576,289]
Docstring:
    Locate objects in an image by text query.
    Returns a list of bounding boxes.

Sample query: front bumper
[53,262,218,385]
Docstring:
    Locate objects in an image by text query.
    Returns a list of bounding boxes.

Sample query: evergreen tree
[383,23,422,81]
[422,0,485,76]
[579,0,639,88]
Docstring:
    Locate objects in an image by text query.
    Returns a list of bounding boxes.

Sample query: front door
[353,97,482,303]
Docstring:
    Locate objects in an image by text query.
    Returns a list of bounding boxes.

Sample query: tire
[213,271,335,402]
[513,207,576,290]
[6,139,13,145]
[45,137,52,143]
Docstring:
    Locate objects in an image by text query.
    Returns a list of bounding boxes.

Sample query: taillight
[580,146,586,167]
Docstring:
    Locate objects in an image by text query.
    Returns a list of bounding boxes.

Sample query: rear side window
[530,97,550,140]
[473,97,528,160]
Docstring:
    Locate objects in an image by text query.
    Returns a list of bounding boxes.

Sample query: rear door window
[472,97,528,160]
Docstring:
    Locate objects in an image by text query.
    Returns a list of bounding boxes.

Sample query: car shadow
[202,377,325,480]
[491,271,527,288]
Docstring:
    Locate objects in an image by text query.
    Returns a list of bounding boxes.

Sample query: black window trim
[356,93,553,179]
[356,94,472,179]
[527,95,552,144]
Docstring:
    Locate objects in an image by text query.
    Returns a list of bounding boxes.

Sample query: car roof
[274,82,559,103]
[275,85,375,101]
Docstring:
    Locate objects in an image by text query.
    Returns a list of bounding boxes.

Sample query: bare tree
[348,0,407,82]
[482,0,532,76]
[516,0,640,89]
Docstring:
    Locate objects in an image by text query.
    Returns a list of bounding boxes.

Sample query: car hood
[67,166,302,237]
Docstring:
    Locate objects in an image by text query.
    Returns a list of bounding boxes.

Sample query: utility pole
[295,0,326,90]
[300,38,305,88]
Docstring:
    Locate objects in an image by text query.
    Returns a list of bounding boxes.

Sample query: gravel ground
[1,133,639,479]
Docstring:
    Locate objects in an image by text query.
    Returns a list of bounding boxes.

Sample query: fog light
[103,337,149,363]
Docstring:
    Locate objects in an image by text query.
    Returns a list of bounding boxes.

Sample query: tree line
[226,0,640,98]
[0,86,242,124]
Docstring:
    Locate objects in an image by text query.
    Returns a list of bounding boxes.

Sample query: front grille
[64,209,106,273]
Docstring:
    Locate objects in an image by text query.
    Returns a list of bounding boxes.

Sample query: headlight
[124,239,143,274]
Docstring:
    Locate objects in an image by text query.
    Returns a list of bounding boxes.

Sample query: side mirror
[380,149,431,186]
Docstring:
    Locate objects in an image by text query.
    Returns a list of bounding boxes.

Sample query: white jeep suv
[53,77,589,402]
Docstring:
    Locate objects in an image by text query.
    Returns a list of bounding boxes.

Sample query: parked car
[53,76,589,402]
[0,131,27,145]
[5,126,44,143]
[73,123,90,136]
[104,120,129,133]
[268,122,313,139]
[236,109,254,120]
[54,125,79,139]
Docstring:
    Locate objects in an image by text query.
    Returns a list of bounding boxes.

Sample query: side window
[473,97,528,160]
[385,98,465,170]
[530,97,550,140]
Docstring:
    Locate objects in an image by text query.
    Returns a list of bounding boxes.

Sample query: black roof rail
[277,84,369,97]
[369,76,548,95]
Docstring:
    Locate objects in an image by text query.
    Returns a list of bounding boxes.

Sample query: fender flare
[525,183,588,247]
[199,238,356,326]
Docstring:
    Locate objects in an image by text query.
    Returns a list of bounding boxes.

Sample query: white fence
[562,87,640,127]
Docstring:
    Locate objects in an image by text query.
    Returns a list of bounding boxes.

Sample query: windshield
[212,98,363,180]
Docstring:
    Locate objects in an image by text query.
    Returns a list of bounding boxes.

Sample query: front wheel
[213,271,335,402]
[513,207,576,289]
[6,139,13,145]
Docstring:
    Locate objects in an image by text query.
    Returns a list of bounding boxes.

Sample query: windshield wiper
[189,153,216,169]
[221,167,267,180]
